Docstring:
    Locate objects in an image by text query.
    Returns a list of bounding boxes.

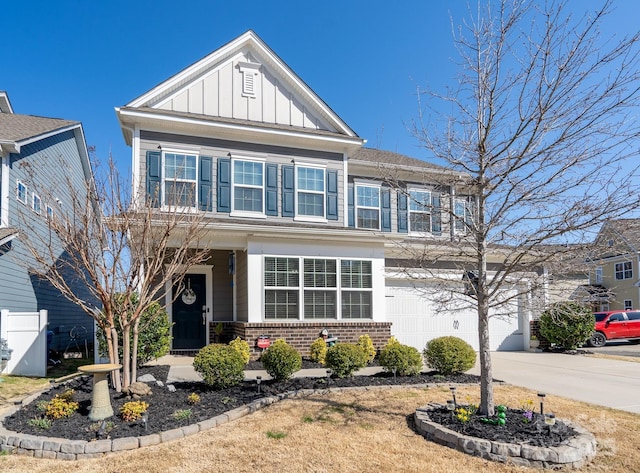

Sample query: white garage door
[385,279,523,352]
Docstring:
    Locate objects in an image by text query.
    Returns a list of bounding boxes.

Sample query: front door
[172,274,206,350]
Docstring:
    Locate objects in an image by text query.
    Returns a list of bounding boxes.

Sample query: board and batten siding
[1,130,95,349]
[156,49,333,132]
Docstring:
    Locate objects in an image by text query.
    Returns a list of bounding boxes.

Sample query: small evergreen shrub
[356,334,376,364]
[229,336,251,365]
[385,336,401,347]
[309,337,328,364]
[261,339,302,381]
[423,336,476,375]
[120,401,149,422]
[172,409,193,421]
[539,301,595,349]
[28,417,52,430]
[325,343,367,378]
[193,343,245,389]
[187,392,201,405]
[378,342,423,376]
[45,390,79,419]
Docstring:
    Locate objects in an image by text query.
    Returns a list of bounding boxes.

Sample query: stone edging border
[0,383,438,460]
[414,403,597,469]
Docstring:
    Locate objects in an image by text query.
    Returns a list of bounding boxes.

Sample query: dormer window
[239,62,260,98]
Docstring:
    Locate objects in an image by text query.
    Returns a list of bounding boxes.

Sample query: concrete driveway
[469,351,640,413]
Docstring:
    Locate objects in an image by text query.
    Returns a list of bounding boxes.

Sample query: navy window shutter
[431,193,442,235]
[381,187,391,232]
[347,183,355,228]
[199,156,212,211]
[282,165,294,217]
[266,163,278,216]
[397,191,408,233]
[146,151,161,207]
[217,158,231,213]
[326,170,338,220]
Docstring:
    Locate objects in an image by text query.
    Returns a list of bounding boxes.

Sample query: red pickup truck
[588,310,640,347]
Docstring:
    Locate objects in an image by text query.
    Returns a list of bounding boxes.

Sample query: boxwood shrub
[261,339,302,380]
[378,342,423,376]
[309,337,328,365]
[539,301,594,350]
[193,343,245,389]
[325,343,367,378]
[423,336,476,375]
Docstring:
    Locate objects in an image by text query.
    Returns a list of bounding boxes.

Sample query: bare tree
[19,153,211,391]
[408,0,640,415]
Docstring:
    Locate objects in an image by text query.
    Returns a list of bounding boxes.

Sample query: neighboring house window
[600,302,610,311]
[341,260,372,318]
[454,196,474,233]
[304,258,337,319]
[16,181,27,204]
[264,257,299,319]
[624,300,633,310]
[233,159,264,213]
[595,267,603,284]
[32,193,41,214]
[408,189,440,233]
[164,152,197,207]
[296,166,325,218]
[615,261,633,280]
[356,185,380,230]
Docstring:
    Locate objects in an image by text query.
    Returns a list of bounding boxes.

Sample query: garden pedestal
[78,363,121,421]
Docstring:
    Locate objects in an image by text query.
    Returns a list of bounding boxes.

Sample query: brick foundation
[208,321,392,360]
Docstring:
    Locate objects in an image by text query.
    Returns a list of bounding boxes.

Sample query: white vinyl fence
[0,309,48,376]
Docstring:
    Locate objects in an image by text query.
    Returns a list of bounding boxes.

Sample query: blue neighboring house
[0,91,95,364]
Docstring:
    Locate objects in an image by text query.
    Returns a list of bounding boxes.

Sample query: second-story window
[32,193,42,214]
[296,166,325,218]
[454,196,474,233]
[164,152,197,207]
[615,261,633,280]
[409,190,431,233]
[16,181,27,204]
[356,185,380,229]
[595,266,603,284]
[233,159,264,213]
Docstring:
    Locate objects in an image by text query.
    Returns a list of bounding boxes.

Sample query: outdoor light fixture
[446,399,455,411]
[544,413,556,426]
[326,369,332,386]
[449,386,457,409]
[256,375,262,394]
[392,366,397,382]
[538,392,546,416]
[141,412,148,431]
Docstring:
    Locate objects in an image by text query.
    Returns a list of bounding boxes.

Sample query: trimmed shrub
[261,339,302,381]
[325,343,368,378]
[385,336,401,347]
[423,336,476,375]
[357,334,376,364]
[378,342,423,376]
[309,337,328,365]
[539,301,595,350]
[193,343,245,389]
[229,336,251,365]
[45,390,79,419]
[97,294,172,366]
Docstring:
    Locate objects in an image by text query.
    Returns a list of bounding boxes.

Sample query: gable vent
[238,61,260,98]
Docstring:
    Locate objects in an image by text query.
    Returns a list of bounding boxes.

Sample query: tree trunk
[122,325,131,390]
[478,301,494,416]
[131,318,140,384]
[109,326,122,392]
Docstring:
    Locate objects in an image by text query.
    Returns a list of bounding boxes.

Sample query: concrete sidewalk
[150,352,640,413]
[469,351,640,414]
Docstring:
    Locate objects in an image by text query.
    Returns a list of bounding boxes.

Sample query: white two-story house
[116,31,526,357]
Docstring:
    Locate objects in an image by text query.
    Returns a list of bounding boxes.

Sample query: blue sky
[3,0,639,176]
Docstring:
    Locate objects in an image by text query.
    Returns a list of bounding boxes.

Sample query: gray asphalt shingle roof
[0,113,78,143]
[350,147,448,171]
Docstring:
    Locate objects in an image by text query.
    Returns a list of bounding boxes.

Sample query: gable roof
[594,218,640,256]
[350,148,448,171]
[0,91,14,114]
[0,113,79,154]
[118,30,361,149]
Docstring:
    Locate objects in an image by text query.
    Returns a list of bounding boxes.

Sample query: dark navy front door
[172,274,206,350]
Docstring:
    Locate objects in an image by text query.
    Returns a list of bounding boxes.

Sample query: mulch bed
[2,362,575,448]
[427,406,576,448]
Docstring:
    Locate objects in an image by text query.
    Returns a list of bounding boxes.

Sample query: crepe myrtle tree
[18,152,210,391]
[399,0,640,415]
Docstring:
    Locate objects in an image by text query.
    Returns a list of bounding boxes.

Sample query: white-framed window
[232,159,264,214]
[32,193,41,214]
[296,165,325,218]
[163,152,198,208]
[595,266,603,284]
[355,184,380,230]
[615,261,633,280]
[624,299,633,310]
[340,260,373,318]
[16,180,27,204]
[599,302,610,312]
[454,196,474,233]
[264,257,299,319]
[263,256,373,320]
[409,189,431,233]
[46,205,54,219]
